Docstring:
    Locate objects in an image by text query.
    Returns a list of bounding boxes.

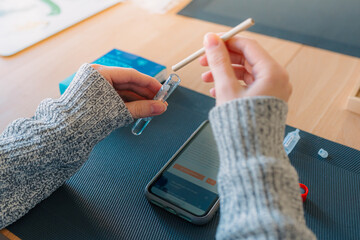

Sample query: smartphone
[145,121,219,225]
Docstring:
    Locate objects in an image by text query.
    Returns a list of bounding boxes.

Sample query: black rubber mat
[179,0,360,58]
[286,125,360,239]
[7,87,360,239]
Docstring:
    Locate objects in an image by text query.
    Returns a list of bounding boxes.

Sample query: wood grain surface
[1,1,360,238]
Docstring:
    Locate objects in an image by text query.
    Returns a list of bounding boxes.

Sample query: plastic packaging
[283,129,300,154]
[318,148,329,158]
[132,74,181,135]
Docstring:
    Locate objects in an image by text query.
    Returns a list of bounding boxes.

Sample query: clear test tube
[131,74,181,135]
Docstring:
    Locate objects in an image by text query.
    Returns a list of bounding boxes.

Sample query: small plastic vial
[318,148,329,158]
[131,117,152,136]
[131,74,181,135]
[283,129,300,154]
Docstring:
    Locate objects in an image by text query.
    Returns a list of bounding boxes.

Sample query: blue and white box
[59,49,167,94]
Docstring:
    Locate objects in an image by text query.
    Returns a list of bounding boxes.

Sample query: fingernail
[204,33,219,49]
[151,102,167,114]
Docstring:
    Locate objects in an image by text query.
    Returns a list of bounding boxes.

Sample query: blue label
[59,49,166,94]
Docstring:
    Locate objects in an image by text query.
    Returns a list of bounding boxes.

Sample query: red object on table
[299,183,309,202]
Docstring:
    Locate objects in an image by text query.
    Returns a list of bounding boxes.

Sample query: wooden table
[1,1,360,239]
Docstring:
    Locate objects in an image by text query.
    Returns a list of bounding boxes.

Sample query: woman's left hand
[92,64,167,119]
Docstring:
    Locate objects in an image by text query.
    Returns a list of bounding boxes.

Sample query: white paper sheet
[0,0,122,56]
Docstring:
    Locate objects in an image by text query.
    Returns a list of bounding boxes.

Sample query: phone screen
[149,121,219,217]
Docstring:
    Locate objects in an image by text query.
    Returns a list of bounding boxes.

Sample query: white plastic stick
[171,18,255,72]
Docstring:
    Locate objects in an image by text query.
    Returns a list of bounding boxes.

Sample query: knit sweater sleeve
[0,63,133,229]
[209,97,316,240]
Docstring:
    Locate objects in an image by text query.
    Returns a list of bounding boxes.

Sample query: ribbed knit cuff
[57,63,134,139]
[209,96,288,173]
[209,97,316,239]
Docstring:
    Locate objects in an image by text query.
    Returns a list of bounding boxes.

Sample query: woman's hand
[200,33,292,106]
[91,64,167,119]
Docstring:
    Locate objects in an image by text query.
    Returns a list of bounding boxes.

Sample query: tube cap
[299,183,309,202]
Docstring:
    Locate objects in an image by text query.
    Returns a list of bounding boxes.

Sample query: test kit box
[59,49,167,94]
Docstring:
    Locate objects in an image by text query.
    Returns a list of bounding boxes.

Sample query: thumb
[203,33,237,87]
[125,100,167,119]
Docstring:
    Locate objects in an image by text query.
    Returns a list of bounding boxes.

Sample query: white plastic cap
[318,148,329,158]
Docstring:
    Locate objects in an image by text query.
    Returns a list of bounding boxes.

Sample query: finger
[209,87,216,97]
[199,33,226,66]
[201,71,214,83]
[118,90,169,106]
[243,72,255,85]
[115,83,157,99]
[117,90,146,102]
[202,65,250,83]
[226,36,274,67]
[125,100,167,119]
[200,50,246,67]
[199,55,208,66]
[100,66,162,94]
[203,33,237,88]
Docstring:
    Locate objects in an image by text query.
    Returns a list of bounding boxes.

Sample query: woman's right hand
[199,33,292,106]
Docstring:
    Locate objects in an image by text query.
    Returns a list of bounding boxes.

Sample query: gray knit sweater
[0,64,315,239]
[209,99,315,239]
